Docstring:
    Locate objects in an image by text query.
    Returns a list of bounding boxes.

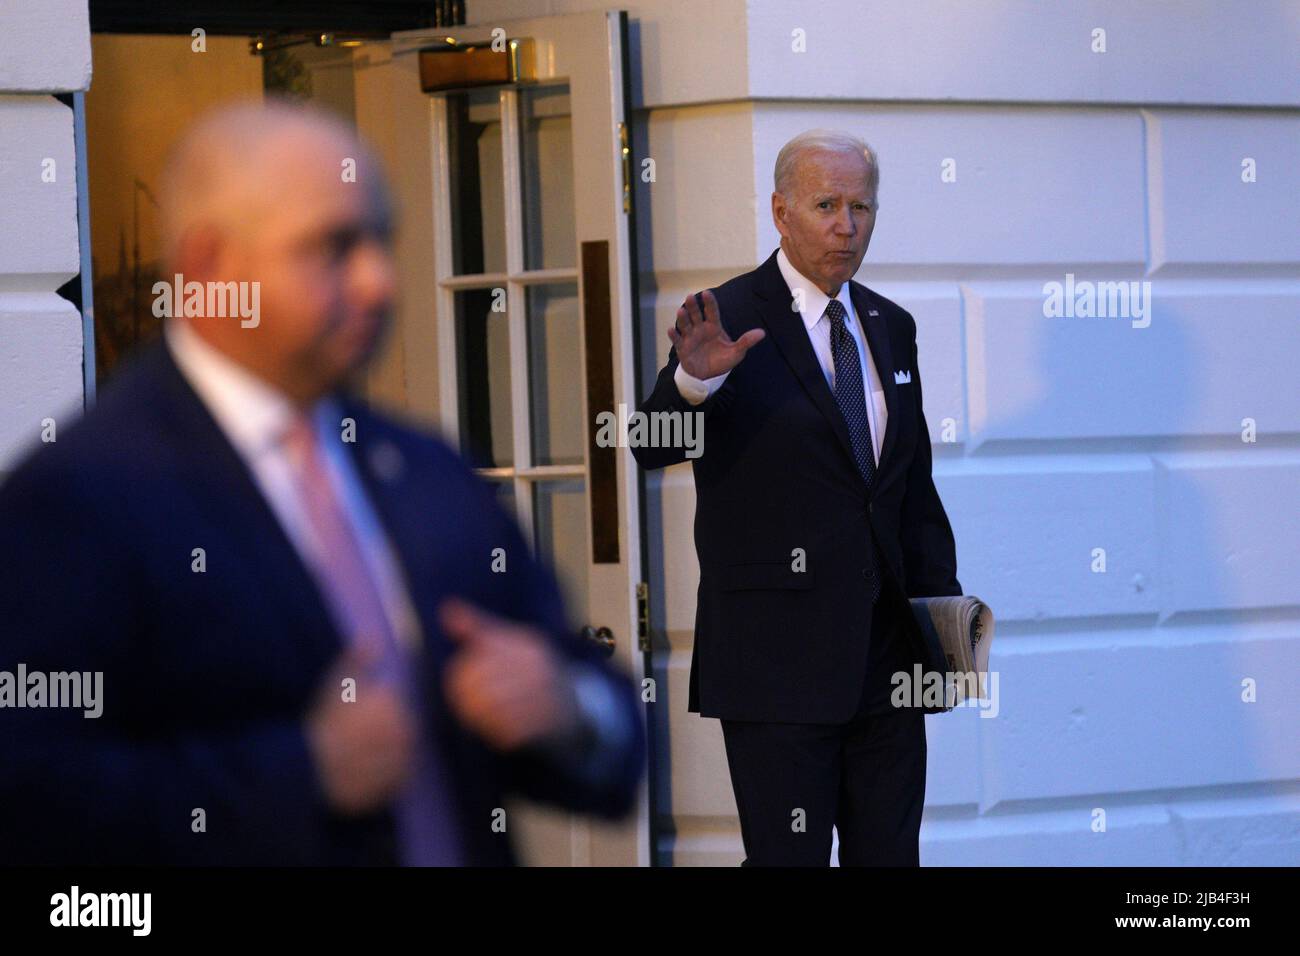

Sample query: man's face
[236,142,395,399]
[772,148,877,295]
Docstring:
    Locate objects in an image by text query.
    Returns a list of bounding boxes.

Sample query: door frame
[389,9,651,866]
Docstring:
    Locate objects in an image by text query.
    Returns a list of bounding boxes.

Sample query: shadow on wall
[963,286,1287,862]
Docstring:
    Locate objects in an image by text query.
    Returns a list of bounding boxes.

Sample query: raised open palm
[668,289,766,379]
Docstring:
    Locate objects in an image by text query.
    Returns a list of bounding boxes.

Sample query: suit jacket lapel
[850,281,899,471]
[752,251,861,480]
[336,398,503,855]
[333,401,454,670]
[150,341,345,665]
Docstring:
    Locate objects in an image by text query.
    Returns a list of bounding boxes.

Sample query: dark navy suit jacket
[0,340,643,865]
[632,249,962,724]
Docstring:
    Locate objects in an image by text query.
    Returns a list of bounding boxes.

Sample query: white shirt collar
[164,318,308,460]
[776,245,855,333]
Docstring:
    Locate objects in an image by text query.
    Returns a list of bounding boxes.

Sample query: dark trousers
[720,589,927,866]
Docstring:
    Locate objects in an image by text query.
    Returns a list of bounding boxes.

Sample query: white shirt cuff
[673,363,729,405]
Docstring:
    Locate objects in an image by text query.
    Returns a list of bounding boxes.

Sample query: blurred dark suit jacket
[632,249,962,724]
[0,340,643,865]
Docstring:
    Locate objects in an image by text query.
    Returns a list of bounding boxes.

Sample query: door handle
[580,625,616,657]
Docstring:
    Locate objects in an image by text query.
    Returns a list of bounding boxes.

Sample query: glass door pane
[532,479,590,613]
[447,88,506,275]
[454,290,513,468]
[526,282,585,467]
[519,85,575,271]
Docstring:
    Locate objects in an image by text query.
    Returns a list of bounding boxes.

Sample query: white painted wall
[745,0,1300,108]
[0,0,90,475]
[469,0,1300,866]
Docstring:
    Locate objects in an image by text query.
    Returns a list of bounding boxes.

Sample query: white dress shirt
[165,317,422,652]
[673,246,888,466]
[164,318,631,790]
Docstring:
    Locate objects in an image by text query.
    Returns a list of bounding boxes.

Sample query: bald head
[159,99,396,404]
[160,99,385,266]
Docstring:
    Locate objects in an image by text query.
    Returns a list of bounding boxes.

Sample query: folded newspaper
[908,595,994,709]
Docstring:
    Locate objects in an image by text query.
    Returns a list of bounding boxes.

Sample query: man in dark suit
[632,129,961,866]
[0,101,642,865]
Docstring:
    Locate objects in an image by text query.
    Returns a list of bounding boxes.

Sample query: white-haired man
[632,129,962,865]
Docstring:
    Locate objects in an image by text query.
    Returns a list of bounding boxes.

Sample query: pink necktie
[282,414,404,681]
[281,413,463,865]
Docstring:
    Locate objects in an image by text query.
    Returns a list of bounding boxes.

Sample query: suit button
[862,567,875,581]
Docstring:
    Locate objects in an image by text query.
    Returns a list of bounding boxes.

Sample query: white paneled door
[358,11,649,866]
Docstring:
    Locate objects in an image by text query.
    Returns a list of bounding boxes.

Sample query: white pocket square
[894,369,912,385]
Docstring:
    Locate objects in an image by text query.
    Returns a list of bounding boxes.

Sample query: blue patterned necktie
[826,299,876,488]
[826,298,881,603]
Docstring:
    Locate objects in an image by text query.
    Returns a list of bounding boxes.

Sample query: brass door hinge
[619,121,631,215]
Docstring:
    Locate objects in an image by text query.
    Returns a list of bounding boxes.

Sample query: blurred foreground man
[0,101,643,865]
[632,130,961,866]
